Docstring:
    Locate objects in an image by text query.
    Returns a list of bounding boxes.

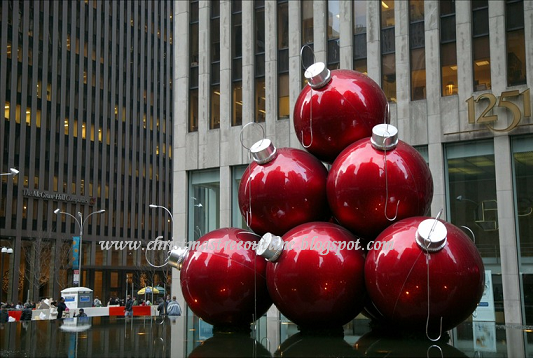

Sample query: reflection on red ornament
[293,62,389,163]
[364,216,485,333]
[238,139,329,236]
[179,228,272,329]
[327,124,433,239]
[257,222,366,331]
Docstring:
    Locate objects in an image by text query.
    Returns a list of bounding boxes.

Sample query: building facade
[173,0,532,355]
[0,0,174,304]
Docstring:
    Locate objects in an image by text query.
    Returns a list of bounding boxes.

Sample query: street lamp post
[54,208,105,287]
[1,247,14,303]
[0,168,19,177]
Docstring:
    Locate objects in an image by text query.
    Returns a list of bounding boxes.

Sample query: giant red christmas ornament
[327,124,433,239]
[364,216,485,333]
[293,62,389,163]
[238,139,329,236]
[257,222,366,331]
[175,228,272,329]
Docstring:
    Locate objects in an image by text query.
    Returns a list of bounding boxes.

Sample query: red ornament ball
[293,62,389,163]
[238,139,329,236]
[364,216,485,333]
[327,124,433,239]
[258,222,366,330]
[179,228,272,329]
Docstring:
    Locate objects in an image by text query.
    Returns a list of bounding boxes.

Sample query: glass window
[210,85,220,129]
[410,0,425,101]
[278,0,289,119]
[512,136,533,327]
[301,1,314,81]
[327,0,340,70]
[381,0,396,102]
[446,141,504,323]
[210,1,220,129]
[232,1,243,126]
[232,166,248,229]
[353,0,367,73]
[472,0,491,91]
[255,1,265,123]
[506,0,526,87]
[189,0,199,132]
[188,170,220,242]
[255,79,266,123]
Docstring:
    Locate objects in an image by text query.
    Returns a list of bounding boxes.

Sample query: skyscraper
[0,0,174,303]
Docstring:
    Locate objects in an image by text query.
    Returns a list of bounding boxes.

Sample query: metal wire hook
[300,44,316,72]
[459,225,476,244]
[427,344,443,358]
[240,122,266,152]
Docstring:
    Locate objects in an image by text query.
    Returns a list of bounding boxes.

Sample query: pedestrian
[156,298,166,316]
[75,308,87,317]
[20,303,33,321]
[56,297,67,319]
[0,304,9,323]
[124,295,133,317]
[166,296,182,316]
[93,296,102,307]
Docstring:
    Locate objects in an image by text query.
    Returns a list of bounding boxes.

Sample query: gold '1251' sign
[466,89,531,132]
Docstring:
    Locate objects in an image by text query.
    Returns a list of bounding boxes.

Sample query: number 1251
[466,89,531,132]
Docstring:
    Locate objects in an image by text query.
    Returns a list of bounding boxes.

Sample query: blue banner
[72,236,80,268]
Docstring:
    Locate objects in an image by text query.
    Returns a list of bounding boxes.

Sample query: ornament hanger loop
[426,345,443,358]
[145,238,175,268]
[425,209,444,342]
[383,126,400,221]
[240,122,266,152]
[460,225,476,244]
[300,44,316,71]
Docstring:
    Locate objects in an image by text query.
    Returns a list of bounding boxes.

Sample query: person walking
[93,296,102,307]
[56,297,67,319]
[166,296,182,316]
[124,295,133,317]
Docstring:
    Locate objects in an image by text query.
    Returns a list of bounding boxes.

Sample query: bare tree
[55,240,73,292]
[23,236,53,302]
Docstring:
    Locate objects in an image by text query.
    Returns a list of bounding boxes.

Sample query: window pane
[513,136,533,325]
[507,31,526,86]
[255,78,266,123]
[232,166,248,229]
[189,89,198,132]
[189,171,220,241]
[382,53,396,102]
[278,74,290,119]
[232,83,242,126]
[381,0,395,27]
[446,141,504,323]
[302,1,313,45]
[354,0,367,34]
[441,42,458,96]
[473,36,491,91]
[210,86,220,129]
[411,48,426,100]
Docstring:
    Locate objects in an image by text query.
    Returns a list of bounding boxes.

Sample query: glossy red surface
[180,228,272,328]
[238,147,329,236]
[364,217,485,333]
[327,138,433,239]
[265,222,366,329]
[293,69,389,163]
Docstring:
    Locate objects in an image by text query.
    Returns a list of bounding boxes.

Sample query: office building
[173,1,532,355]
[0,0,174,304]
